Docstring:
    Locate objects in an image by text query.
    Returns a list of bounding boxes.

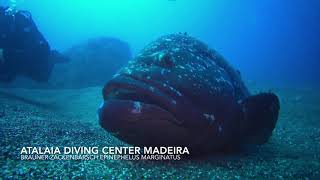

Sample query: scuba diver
[0,6,69,83]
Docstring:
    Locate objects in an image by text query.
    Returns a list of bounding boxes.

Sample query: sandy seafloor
[0,85,319,179]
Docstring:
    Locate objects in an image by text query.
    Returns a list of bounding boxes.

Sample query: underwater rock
[50,37,132,88]
[0,37,131,89]
[98,33,280,154]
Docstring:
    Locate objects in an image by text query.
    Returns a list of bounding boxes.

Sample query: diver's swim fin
[241,93,280,145]
[49,50,70,64]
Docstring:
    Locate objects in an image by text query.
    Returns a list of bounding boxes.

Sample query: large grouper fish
[98,33,280,153]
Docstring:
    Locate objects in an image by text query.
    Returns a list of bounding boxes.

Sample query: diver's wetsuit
[0,6,54,82]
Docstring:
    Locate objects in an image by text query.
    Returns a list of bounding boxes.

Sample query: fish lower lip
[98,99,186,146]
[103,75,182,125]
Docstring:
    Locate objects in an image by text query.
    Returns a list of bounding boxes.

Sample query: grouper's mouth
[102,74,182,123]
[98,74,194,146]
[98,74,212,146]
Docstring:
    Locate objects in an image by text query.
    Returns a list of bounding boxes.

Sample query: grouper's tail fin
[241,93,280,145]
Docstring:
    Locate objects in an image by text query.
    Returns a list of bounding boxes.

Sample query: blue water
[2,0,320,87]
[1,1,320,178]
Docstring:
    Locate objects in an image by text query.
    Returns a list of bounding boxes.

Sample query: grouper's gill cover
[99,33,279,153]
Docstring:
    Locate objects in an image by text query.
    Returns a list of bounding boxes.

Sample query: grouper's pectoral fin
[241,93,280,145]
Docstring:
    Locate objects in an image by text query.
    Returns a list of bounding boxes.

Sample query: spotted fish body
[99,34,280,153]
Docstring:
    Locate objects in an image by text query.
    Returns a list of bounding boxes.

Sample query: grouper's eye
[158,53,174,68]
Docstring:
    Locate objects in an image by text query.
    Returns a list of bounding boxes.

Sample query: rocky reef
[51,37,131,88]
[0,37,131,89]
